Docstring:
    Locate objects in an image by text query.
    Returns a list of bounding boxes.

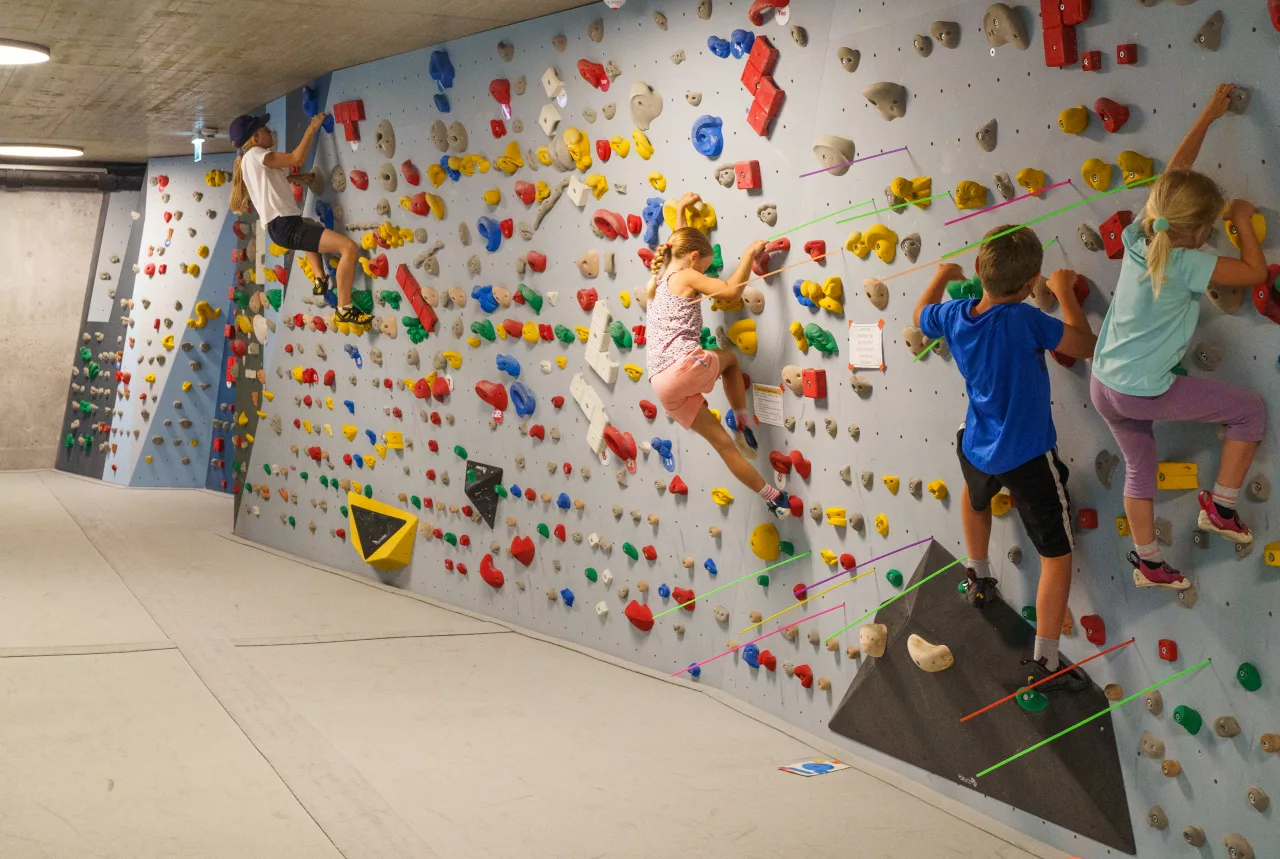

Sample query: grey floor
[0,470,1063,859]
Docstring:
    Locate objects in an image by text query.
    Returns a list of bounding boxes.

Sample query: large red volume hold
[479,554,504,589]
[625,600,655,631]
[510,535,535,566]
[475,380,508,412]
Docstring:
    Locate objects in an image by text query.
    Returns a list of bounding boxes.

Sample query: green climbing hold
[363,484,373,499]
[804,323,839,356]
[1021,606,1037,622]
[946,274,983,301]
[1173,704,1202,735]
[402,316,428,344]
[699,326,718,351]
[351,290,374,313]
[623,542,639,560]
[263,464,272,475]
[1016,688,1049,713]
[411,495,421,509]
[956,580,968,595]
[233,291,250,310]
[266,289,282,311]
[445,532,458,546]
[453,445,468,459]
[609,320,633,350]
[299,472,308,481]
[494,485,509,498]
[585,567,598,582]
[886,569,903,588]
[340,505,348,517]
[706,244,725,278]
[554,324,575,344]
[517,284,543,314]
[779,540,795,556]
[471,319,496,341]
[78,400,93,415]
[1236,662,1262,692]
[320,475,329,488]
[756,574,770,587]
[79,346,91,362]
[537,523,550,538]
[64,433,73,450]
[86,362,100,379]
[379,290,402,309]
[1170,362,1188,377]
[466,469,476,483]
[287,516,296,528]
[81,436,92,451]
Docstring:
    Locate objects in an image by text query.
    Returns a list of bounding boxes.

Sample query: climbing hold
[874,514,888,537]
[1193,10,1224,51]
[913,33,932,57]
[860,624,888,658]
[1160,759,1181,777]
[1224,833,1255,859]
[750,522,780,560]
[1225,212,1267,248]
[691,115,724,158]
[1081,158,1112,191]
[1247,786,1269,812]
[1118,150,1153,184]
[1237,661,1262,691]
[954,181,988,209]
[1147,806,1168,831]
[862,81,908,121]
[1214,715,1242,738]
[836,47,860,72]
[974,119,997,152]
[1081,614,1105,645]
[1140,730,1165,759]
[1016,167,1045,195]
[1173,705,1202,735]
[811,135,855,176]
[1058,105,1089,135]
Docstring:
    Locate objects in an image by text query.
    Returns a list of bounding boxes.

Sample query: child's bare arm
[684,240,765,301]
[264,114,326,170]
[1168,84,1234,171]
[913,263,963,327]
[1048,269,1097,359]
[1210,199,1269,288]
[673,192,700,230]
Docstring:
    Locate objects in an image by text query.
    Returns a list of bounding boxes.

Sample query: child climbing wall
[230,2,1280,857]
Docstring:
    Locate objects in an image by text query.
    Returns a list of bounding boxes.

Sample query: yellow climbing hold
[728,319,757,354]
[555,356,567,369]
[890,176,932,209]
[663,198,717,233]
[323,423,333,436]
[875,514,889,537]
[522,321,539,343]
[385,431,404,450]
[426,163,447,187]
[563,127,593,171]
[292,366,306,383]
[609,136,631,158]
[196,245,210,259]
[441,350,462,369]
[750,522,780,560]
[536,146,552,166]
[1225,212,1267,248]
[1118,150,1154,184]
[584,174,609,199]
[1116,516,1131,537]
[789,321,810,353]
[495,141,524,175]
[826,507,848,527]
[954,181,989,209]
[342,424,358,441]
[325,397,334,410]
[162,334,175,350]
[1057,105,1089,135]
[820,549,839,566]
[623,363,644,382]
[374,444,387,460]
[927,479,948,501]
[648,172,667,192]
[268,242,288,257]
[181,380,191,392]
[187,301,221,329]
[991,492,1013,516]
[1081,158,1112,191]
[467,337,482,349]
[711,487,735,507]
[883,475,900,494]
[574,325,590,342]
[302,420,312,434]
[1016,167,1046,195]
[632,129,654,159]
[620,291,632,308]
[1264,542,1279,567]
[535,181,551,201]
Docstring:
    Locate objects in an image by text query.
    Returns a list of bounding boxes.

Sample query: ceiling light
[0,39,51,65]
[0,144,84,158]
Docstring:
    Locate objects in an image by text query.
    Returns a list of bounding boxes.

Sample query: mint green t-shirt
[1092,223,1219,396]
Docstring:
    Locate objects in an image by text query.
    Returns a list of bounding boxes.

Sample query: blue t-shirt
[919,299,1065,474]
[1092,223,1219,396]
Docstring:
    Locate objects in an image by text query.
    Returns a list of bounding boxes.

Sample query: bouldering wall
[233,2,1280,856]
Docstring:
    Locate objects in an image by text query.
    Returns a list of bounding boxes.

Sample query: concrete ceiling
[0,0,591,164]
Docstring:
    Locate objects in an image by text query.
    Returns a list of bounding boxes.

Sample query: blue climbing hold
[742,643,761,668]
[314,198,335,232]
[510,484,522,498]
[687,663,702,679]
[560,587,575,607]
[792,279,818,310]
[434,93,450,113]
[556,492,571,510]
[704,558,718,577]
[730,29,756,59]
[344,344,363,369]
[353,454,364,469]
[658,583,671,599]
[650,437,674,472]
[439,156,460,181]
[642,197,665,246]
[707,35,731,58]
[476,217,502,253]
[495,353,521,378]
[302,86,334,133]
[364,429,377,445]
[343,400,355,414]
[691,115,725,158]
[472,285,499,313]
[510,381,536,418]
[429,50,454,90]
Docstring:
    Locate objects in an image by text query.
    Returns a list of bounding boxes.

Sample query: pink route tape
[671,603,847,677]
[943,179,1073,227]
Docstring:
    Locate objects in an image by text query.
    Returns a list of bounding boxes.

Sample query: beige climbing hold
[845,646,861,659]
[860,624,888,658]
[1104,683,1123,701]
[1147,805,1168,830]
[1140,730,1165,759]
[1161,759,1182,777]
[1224,833,1255,859]
[907,634,953,672]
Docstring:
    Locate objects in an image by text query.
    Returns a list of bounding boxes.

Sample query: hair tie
[1152,217,1170,234]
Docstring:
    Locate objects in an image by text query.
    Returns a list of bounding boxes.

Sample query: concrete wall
[0,189,104,470]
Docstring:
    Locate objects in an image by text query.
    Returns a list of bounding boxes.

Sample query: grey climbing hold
[1079,223,1103,251]
[1229,86,1251,114]
[1140,730,1165,758]
[685,91,702,107]
[582,108,597,124]
[1193,11,1223,51]
[1246,785,1269,812]
[1248,473,1270,501]
[1095,450,1119,489]
[630,82,663,130]
[1224,833,1255,859]
[902,326,927,356]
[601,102,615,119]
[1192,341,1222,371]
[670,49,685,64]
[653,11,667,30]
[447,121,467,153]
[812,135,855,176]
[930,20,960,49]
[983,3,1029,51]
[861,470,874,489]
[912,34,932,57]
[430,120,448,152]
[790,24,808,47]
[864,278,889,310]
[588,18,604,43]
[715,165,735,187]
[1146,805,1168,830]
[330,165,346,191]
[697,0,711,19]
[1214,715,1241,738]
[552,35,566,53]
[863,81,908,121]
[497,40,514,61]
[375,120,396,159]
[1153,517,1173,545]
[1144,690,1163,716]
[885,185,908,213]
[900,234,921,263]
[975,119,997,152]
[1182,826,1205,847]
[1007,546,1022,564]
[757,203,778,226]
[836,47,860,72]
[994,172,1015,200]
[378,163,397,192]
[514,75,526,96]
[849,374,872,396]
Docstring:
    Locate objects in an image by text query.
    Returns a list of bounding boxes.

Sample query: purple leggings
[1090,374,1266,498]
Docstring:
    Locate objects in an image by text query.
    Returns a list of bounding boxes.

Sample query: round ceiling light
[0,39,51,65]
[0,143,84,158]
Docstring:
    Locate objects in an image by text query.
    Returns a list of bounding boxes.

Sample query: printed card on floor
[778,758,850,777]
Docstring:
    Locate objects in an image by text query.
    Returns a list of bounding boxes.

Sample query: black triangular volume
[464,460,504,529]
[351,505,408,560]
[828,540,1135,854]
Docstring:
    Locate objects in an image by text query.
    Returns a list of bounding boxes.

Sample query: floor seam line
[232,630,513,648]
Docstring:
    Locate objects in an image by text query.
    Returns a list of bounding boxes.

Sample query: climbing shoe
[313,277,330,296]
[963,568,999,608]
[1022,656,1090,694]
[767,490,792,520]
[1196,489,1253,544]
[336,305,372,327]
[1127,550,1191,591]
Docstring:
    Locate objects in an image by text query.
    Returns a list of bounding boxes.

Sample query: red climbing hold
[459,535,471,547]
[802,369,827,399]
[527,251,547,272]
[668,475,688,495]
[538,323,553,341]
[1252,264,1280,324]
[789,449,812,480]
[735,160,762,190]
[627,214,643,236]
[794,664,814,689]
[1082,50,1101,71]
[365,253,389,279]
[639,400,658,420]
[593,209,628,239]
[1116,43,1137,65]
[769,450,793,479]
[562,462,572,476]
[431,376,451,402]
[499,218,514,238]
[1081,614,1106,645]
[577,288,598,312]
[554,523,566,541]
[514,181,536,205]
[672,586,695,608]
[1094,98,1129,133]
[793,582,808,601]
[637,248,655,268]
[625,600,655,631]
[398,265,439,335]
[401,160,420,186]
[456,563,468,575]
[643,545,658,561]
[751,239,789,277]
[479,553,504,589]
[1100,212,1133,259]
[444,559,454,571]
[475,380,508,413]
[1158,639,1178,662]
[840,553,856,570]
[1060,0,1091,25]
[1043,27,1078,68]
[1077,508,1098,530]
[804,240,826,260]
[528,424,546,440]
[603,426,638,473]
[758,649,777,671]
[349,169,369,191]
[551,396,565,409]
[510,535,535,566]
[502,319,523,338]
[523,487,535,501]
[1271,0,1280,31]
[595,138,611,162]
[413,378,431,399]
[429,412,442,425]
[488,78,511,109]
[426,469,436,481]
[747,0,790,30]
[576,59,610,91]
[787,495,804,518]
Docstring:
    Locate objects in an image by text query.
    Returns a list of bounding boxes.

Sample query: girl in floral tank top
[644,192,793,520]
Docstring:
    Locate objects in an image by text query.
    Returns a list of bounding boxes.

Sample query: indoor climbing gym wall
[59,153,242,488]
[231,2,1280,856]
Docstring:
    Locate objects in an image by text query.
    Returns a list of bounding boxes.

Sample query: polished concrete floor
[0,470,1063,859]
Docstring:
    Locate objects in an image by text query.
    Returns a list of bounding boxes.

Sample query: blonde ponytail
[228,139,258,216]
[1140,170,1225,300]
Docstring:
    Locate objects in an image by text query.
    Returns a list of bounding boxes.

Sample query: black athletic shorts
[956,426,1074,559]
[267,215,325,254]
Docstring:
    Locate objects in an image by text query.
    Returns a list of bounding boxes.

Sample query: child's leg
[960,483,993,566]
[689,406,766,492]
[1034,553,1072,651]
[305,251,326,284]
[317,229,360,307]
[1090,375,1159,544]
[711,348,747,414]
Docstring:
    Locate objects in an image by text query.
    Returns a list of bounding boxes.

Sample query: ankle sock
[969,557,992,579]
[758,485,780,504]
[1034,635,1060,668]
[1212,482,1238,517]
[1135,540,1163,567]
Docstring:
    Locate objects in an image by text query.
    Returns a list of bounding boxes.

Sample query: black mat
[828,540,1135,854]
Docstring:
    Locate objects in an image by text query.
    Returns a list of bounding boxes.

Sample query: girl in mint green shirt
[1090,84,1268,590]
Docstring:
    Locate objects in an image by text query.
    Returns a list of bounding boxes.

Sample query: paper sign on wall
[847,322,884,370]
[752,383,785,427]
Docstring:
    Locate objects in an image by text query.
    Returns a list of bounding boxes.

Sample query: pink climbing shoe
[1196,490,1253,544]
[1127,551,1191,591]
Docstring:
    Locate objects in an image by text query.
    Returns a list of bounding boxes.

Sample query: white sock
[969,557,992,578]
[757,485,780,503]
[1034,635,1060,667]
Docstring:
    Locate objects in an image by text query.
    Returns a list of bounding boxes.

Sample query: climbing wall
[233,2,1280,856]
[94,155,241,488]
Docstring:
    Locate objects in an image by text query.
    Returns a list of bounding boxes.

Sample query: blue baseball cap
[229,113,270,148]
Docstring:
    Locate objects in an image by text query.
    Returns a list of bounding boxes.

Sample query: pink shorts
[650,349,720,428]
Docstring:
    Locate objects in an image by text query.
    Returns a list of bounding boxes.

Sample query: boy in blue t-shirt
[914,224,1097,693]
